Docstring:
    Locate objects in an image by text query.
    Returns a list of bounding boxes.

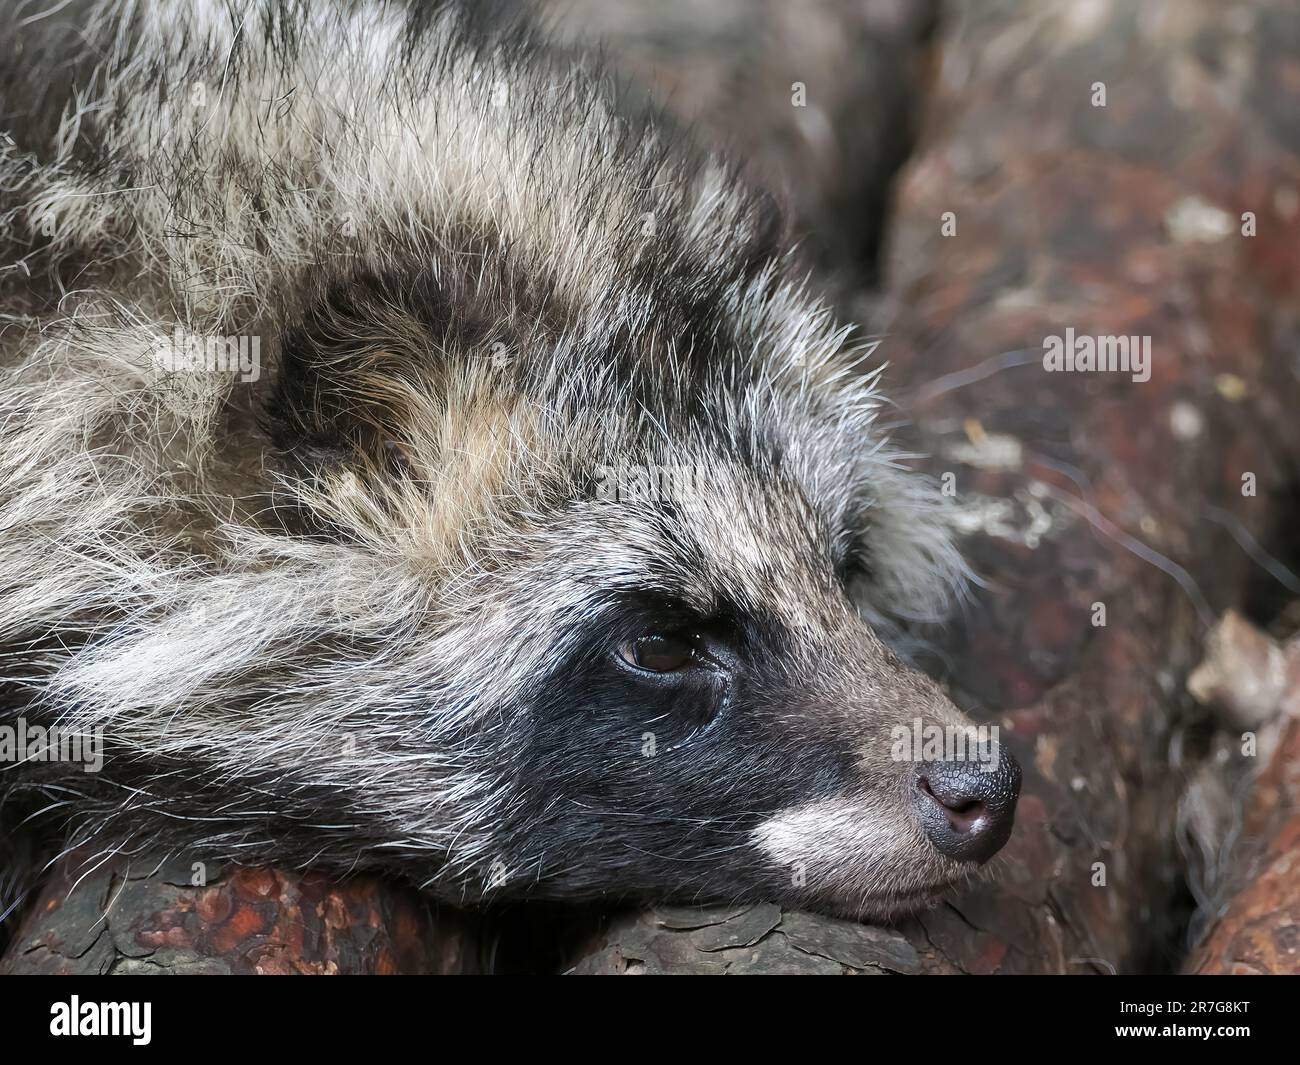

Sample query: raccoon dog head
[258,219,1019,919]
[15,2,1017,918]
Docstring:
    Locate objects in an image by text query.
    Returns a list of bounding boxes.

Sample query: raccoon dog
[0,0,1019,926]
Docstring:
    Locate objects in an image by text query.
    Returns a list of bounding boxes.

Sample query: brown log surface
[0,855,479,975]
[1190,611,1300,977]
[1185,684,1300,975]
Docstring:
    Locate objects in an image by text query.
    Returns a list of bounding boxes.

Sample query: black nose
[914,752,1021,864]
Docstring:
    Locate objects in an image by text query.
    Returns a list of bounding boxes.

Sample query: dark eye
[616,632,697,673]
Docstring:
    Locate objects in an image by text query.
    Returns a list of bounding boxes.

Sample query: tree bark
[1183,614,1300,975]
[1185,724,1300,975]
[0,855,480,975]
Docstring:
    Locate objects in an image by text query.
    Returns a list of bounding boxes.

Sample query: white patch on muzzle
[753,796,963,913]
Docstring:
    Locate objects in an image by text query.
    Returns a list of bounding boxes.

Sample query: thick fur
[1,0,981,927]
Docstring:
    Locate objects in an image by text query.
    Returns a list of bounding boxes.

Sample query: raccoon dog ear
[263,271,447,477]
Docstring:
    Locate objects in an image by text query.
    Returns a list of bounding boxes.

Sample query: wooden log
[1184,720,1300,975]
[1183,612,1300,975]
[0,854,479,975]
